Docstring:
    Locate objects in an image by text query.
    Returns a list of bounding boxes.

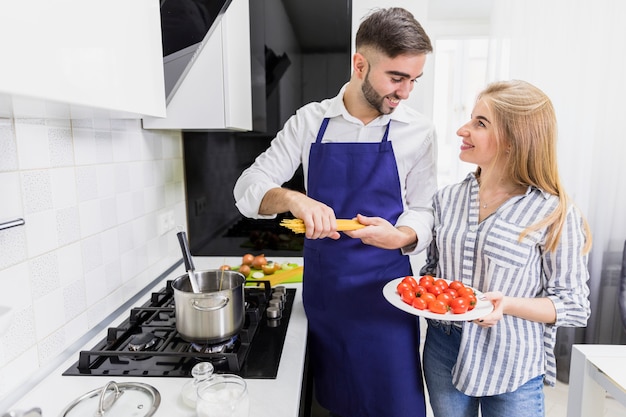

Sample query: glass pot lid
[59,381,160,417]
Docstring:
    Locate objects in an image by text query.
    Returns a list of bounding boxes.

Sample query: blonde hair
[476,80,592,253]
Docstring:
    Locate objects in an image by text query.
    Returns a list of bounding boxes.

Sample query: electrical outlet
[157,210,175,235]
[195,197,207,216]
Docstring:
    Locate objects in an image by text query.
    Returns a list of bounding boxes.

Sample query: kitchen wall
[0,116,185,400]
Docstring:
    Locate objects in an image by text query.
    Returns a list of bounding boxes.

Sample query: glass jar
[196,374,249,417]
[181,362,214,408]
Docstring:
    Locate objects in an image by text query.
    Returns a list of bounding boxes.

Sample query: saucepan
[171,269,246,343]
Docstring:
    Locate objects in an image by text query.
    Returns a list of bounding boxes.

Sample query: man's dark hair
[356,7,432,58]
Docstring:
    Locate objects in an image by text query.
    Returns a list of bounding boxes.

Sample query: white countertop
[5,257,308,417]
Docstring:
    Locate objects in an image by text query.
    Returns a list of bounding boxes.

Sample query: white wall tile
[33,288,65,340]
[21,170,53,214]
[62,278,86,321]
[37,329,65,365]
[48,126,74,167]
[100,228,119,265]
[75,165,98,202]
[0,111,183,400]
[25,210,57,257]
[0,171,22,218]
[96,164,116,198]
[84,266,107,307]
[114,164,130,193]
[132,190,145,218]
[104,260,123,293]
[78,199,102,237]
[0,226,27,270]
[128,161,144,191]
[50,167,77,208]
[15,120,50,169]
[1,307,36,361]
[100,197,118,230]
[56,206,81,245]
[29,251,59,300]
[0,346,38,398]
[0,120,18,172]
[95,130,113,164]
[111,130,131,162]
[0,262,31,310]
[115,192,133,224]
[72,126,98,165]
[57,243,83,286]
[81,234,103,274]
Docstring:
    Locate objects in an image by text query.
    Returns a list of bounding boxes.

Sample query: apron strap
[315,118,330,144]
[315,119,391,144]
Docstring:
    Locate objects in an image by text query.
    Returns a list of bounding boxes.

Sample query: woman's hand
[343,214,417,250]
[472,291,504,327]
[472,291,557,327]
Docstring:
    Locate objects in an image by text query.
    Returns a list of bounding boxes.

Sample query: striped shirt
[421,173,590,396]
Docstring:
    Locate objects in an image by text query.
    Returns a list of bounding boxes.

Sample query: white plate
[382,277,493,321]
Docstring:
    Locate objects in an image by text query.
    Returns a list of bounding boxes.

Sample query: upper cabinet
[142,0,252,131]
[0,0,166,119]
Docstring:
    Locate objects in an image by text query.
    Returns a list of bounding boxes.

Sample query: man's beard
[361,71,396,115]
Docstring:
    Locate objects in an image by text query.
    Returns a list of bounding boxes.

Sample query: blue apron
[303,118,426,417]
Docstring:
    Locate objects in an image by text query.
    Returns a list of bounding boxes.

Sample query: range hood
[143,0,252,131]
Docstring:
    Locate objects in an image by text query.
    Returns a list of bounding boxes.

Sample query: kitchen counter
[4,257,308,417]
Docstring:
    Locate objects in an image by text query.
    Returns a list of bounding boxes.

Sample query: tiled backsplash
[0,116,185,400]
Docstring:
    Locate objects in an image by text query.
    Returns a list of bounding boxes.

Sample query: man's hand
[260,188,341,240]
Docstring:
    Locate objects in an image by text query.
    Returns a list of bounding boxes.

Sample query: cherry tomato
[436,293,453,306]
[443,288,458,299]
[397,281,412,295]
[450,297,469,314]
[448,280,465,291]
[425,283,443,296]
[400,288,416,305]
[412,297,428,310]
[434,278,449,291]
[456,286,476,298]
[419,275,435,287]
[402,276,419,291]
[415,285,428,297]
[428,300,449,314]
[465,294,478,310]
[420,292,437,306]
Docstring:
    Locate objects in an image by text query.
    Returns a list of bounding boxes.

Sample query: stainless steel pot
[171,270,245,343]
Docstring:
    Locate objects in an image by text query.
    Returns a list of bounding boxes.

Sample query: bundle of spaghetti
[279,218,365,234]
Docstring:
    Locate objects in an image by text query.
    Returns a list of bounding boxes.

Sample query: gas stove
[62,280,295,379]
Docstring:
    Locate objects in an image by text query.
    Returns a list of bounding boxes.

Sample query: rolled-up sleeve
[543,205,591,327]
[233,111,310,219]
[397,126,437,255]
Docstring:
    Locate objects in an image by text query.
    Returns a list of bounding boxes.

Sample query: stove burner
[191,336,238,354]
[62,281,294,379]
[128,332,160,351]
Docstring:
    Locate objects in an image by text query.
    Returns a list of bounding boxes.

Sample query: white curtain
[488,0,626,379]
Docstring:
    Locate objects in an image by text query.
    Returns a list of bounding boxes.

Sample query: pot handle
[192,295,229,311]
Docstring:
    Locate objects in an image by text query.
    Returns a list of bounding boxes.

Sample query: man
[234,7,436,417]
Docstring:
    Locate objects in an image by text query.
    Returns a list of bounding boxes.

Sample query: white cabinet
[0,0,166,119]
[142,0,252,131]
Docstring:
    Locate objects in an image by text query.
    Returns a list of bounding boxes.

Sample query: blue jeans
[423,320,545,417]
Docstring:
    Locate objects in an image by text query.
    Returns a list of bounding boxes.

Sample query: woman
[421,80,592,417]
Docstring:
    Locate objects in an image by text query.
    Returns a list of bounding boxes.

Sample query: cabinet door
[0,0,165,118]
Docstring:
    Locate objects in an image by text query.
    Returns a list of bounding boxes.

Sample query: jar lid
[59,381,160,417]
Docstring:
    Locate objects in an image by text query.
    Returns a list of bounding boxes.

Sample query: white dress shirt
[233,84,438,254]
